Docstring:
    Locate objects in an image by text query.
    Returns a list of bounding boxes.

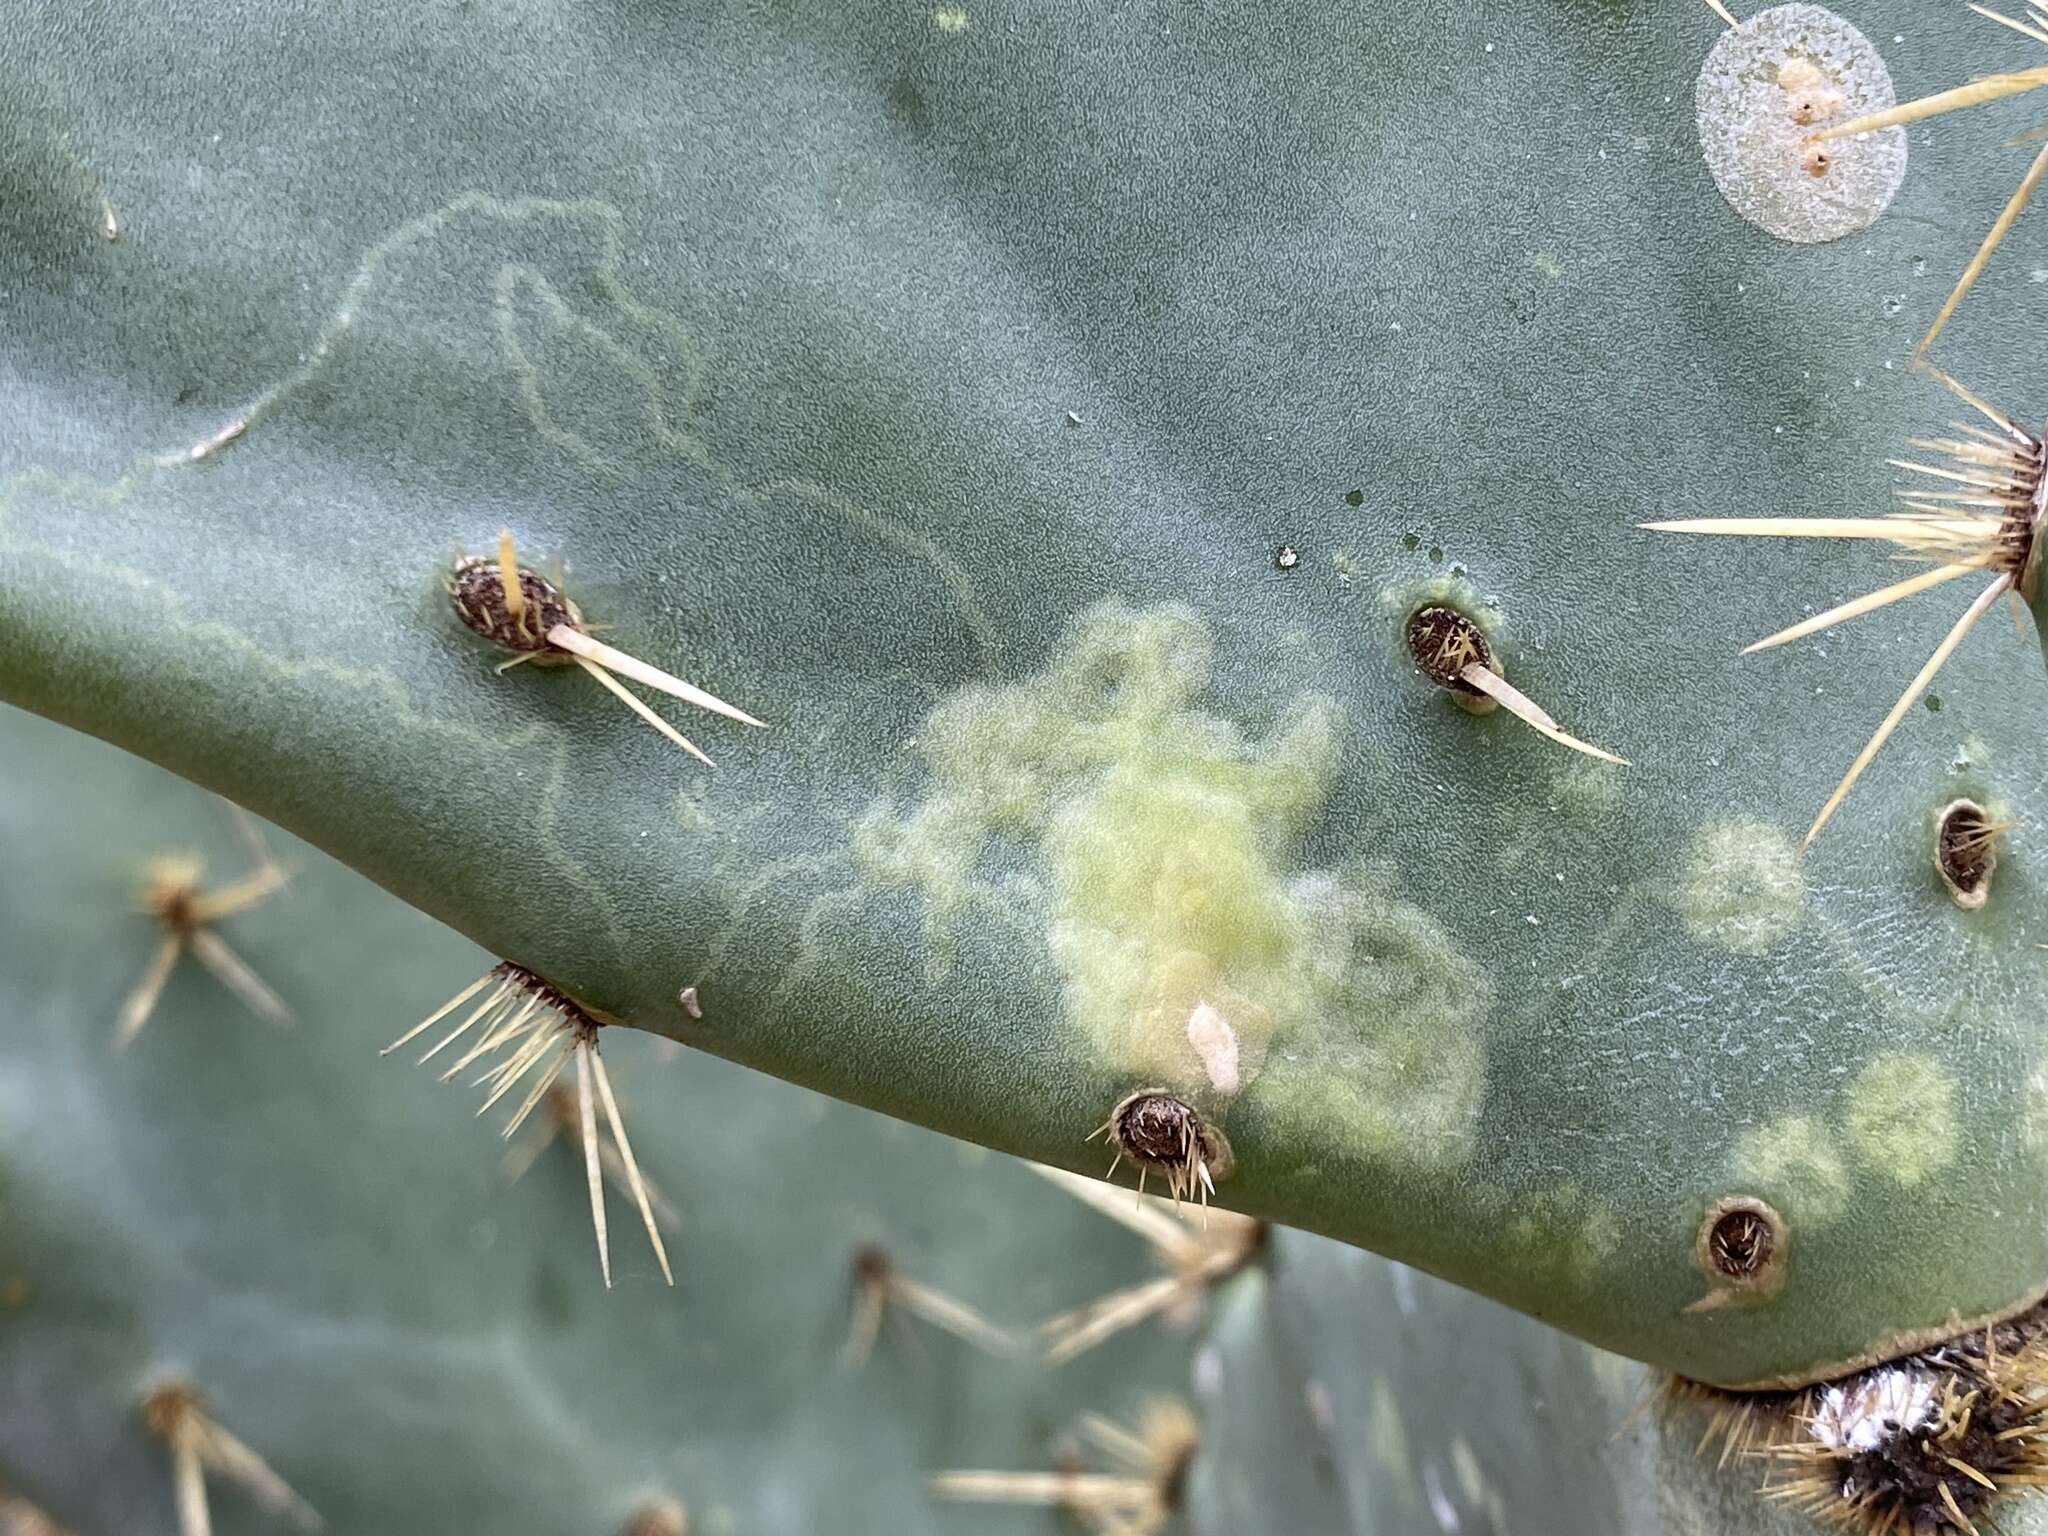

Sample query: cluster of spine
[1671,1304,2048,1534]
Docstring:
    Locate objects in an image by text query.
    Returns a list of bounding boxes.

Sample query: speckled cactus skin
[2,0,2046,1402]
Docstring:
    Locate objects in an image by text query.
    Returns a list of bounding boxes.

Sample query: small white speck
[1484,41,1495,52]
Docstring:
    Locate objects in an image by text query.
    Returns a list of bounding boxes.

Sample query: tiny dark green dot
[1401,533,1420,551]
[1925,695,1943,713]
[1345,489,1364,507]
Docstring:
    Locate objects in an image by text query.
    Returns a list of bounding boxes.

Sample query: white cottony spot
[1186,1001,1240,1096]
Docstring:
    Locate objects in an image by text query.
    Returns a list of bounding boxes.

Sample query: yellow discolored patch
[1252,869,1490,1168]
[1507,1184,1622,1287]
[857,602,1491,1162]
[1842,1052,1959,1188]
[1728,1114,1851,1225]
[1463,1182,1623,1293]
[1674,818,1803,955]
[932,4,970,32]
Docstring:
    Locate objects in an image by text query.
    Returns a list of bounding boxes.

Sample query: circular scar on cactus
[1688,1196,1789,1311]
[1092,1089,1233,1208]
[1696,4,1906,243]
[1402,604,1627,765]
[1935,799,2004,910]
[1669,1300,2048,1535]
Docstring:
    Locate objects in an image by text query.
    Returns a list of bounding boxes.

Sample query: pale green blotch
[1673,818,1803,955]
[858,601,1490,1165]
[1497,759,1623,873]
[671,781,709,834]
[1512,1184,1622,1287]
[1842,1051,1959,1188]
[1252,868,1489,1169]
[1550,760,1621,819]
[1468,1181,1622,1290]
[1727,1114,1851,1225]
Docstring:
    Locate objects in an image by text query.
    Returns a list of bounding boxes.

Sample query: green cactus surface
[2,0,2047,1396]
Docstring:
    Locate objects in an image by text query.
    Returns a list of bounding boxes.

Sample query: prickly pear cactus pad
[0,0,2044,1394]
